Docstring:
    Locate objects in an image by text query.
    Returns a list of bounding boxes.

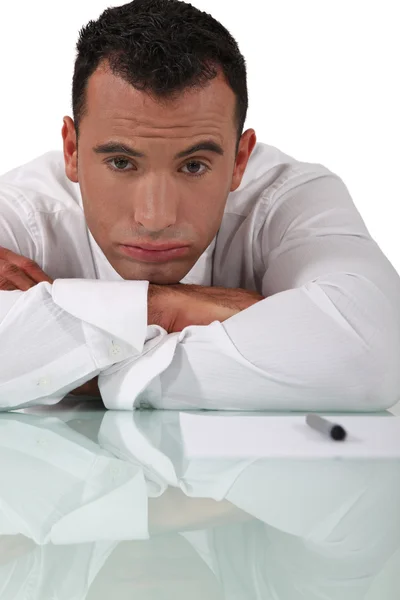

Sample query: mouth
[119,243,190,263]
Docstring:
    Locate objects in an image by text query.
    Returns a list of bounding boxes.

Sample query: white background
[0,0,399,411]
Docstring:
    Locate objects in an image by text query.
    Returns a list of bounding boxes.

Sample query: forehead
[84,62,236,132]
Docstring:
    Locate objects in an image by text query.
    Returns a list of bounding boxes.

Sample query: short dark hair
[72,0,248,155]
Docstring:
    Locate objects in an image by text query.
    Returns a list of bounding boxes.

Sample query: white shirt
[1,143,400,411]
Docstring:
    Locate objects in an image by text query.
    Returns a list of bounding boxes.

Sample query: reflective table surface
[0,398,399,599]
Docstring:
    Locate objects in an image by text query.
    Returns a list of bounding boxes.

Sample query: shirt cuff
[98,331,181,410]
[52,279,149,366]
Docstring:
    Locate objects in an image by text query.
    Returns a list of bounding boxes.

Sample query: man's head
[62,0,256,284]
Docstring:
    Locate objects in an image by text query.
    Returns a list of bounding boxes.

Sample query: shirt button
[109,342,122,357]
[37,377,50,387]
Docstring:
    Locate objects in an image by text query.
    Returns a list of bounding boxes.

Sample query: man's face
[63,61,256,283]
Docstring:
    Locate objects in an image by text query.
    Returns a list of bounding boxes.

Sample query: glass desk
[0,398,399,599]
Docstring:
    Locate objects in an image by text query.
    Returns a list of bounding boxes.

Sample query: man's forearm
[147,282,264,333]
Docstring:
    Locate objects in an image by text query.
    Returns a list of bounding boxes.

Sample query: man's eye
[107,157,133,171]
[181,161,209,178]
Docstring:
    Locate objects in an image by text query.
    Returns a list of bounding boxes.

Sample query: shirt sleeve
[98,173,400,412]
[0,279,161,410]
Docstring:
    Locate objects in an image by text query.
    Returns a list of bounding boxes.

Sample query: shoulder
[0,151,83,215]
[0,152,89,271]
[224,142,337,218]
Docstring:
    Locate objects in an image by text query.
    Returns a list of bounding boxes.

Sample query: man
[1,0,399,412]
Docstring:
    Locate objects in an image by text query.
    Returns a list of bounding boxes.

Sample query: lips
[119,243,190,263]
[132,242,189,251]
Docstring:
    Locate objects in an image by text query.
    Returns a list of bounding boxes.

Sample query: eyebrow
[92,139,224,160]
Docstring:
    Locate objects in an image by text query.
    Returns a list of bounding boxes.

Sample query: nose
[133,176,177,232]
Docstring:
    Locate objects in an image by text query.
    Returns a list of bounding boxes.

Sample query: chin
[116,261,191,285]
[146,272,186,285]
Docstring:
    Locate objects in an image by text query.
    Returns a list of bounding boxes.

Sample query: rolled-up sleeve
[99,174,400,412]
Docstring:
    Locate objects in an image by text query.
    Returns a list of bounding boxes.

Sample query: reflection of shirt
[1,144,400,411]
[1,410,399,600]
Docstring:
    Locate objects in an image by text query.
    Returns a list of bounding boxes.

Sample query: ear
[62,116,78,183]
[230,129,257,192]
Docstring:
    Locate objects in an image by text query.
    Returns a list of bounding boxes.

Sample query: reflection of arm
[0,413,148,544]
[148,487,253,535]
[0,534,35,565]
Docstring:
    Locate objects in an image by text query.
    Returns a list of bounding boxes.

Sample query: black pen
[306,414,347,441]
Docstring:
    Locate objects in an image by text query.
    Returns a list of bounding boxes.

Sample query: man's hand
[0,246,53,290]
[148,283,265,333]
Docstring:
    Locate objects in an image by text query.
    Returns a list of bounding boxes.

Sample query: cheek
[179,202,217,242]
[80,174,120,230]
[196,191,227,230]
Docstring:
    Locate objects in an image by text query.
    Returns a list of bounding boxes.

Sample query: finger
[0,277,20,291]
[22,260,53,285]
[0,260,38,291]
[0,247,53,284]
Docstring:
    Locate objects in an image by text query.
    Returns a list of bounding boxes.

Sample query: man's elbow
[360,348,400,412]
